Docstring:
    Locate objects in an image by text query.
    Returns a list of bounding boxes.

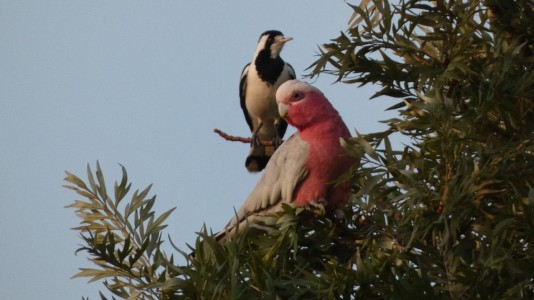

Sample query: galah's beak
[278,102,289,118]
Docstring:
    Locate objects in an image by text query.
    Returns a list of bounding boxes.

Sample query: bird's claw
[272,136,283,149]
[250,134,261,147]
[308,199,327,216]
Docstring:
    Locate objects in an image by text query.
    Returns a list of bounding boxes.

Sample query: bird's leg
[308,198,327,216]
[273,121,283,149]
[251,121,263,147]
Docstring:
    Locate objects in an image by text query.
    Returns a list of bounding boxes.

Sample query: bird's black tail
[245,144,274,172]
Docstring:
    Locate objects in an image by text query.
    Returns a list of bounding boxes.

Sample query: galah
[240,30,296,172]
[217,80,358,240]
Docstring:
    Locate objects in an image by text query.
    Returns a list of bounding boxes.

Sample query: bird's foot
[272,136,283,149]
[308,199,327,216]
[250,133,261,147]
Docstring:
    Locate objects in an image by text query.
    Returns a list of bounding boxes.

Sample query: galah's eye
[292,91,304,101]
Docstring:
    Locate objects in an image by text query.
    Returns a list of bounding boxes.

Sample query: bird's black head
[255,30,292,61]
[259,30,284,42]
[251,30,293,84]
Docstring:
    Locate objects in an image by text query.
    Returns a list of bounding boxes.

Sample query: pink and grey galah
[217,79,359,240]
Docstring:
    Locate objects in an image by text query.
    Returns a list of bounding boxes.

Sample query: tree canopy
[66,0,534,299]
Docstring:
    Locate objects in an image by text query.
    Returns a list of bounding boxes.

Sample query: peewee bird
[240,30,296,172]
[217,80,359,240]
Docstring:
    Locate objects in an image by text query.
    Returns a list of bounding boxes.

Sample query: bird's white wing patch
[286,63,296,80]
[240,64,250,82]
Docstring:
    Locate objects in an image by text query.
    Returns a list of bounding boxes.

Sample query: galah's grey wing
[219,133,309,238]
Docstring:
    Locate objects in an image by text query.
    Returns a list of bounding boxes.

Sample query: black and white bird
[240,30,296,172]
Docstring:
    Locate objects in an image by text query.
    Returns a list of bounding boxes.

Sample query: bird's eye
[292,92,304,101]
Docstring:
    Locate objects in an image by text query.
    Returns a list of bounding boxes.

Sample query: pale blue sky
[0,1,399,298]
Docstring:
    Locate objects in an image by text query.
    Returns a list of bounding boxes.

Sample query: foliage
[65,163,179,299]
[67,0,534,299]
[309,0,534,298]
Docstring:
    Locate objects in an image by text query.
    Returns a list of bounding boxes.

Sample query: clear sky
[0,1,399,299]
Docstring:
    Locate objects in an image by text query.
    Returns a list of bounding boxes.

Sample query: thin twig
[213,129,281,146]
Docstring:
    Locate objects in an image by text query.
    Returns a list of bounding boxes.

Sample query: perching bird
[217,80,359,240]
[240,30,296,172]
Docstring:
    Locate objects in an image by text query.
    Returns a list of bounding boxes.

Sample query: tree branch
[213,129,281,146]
